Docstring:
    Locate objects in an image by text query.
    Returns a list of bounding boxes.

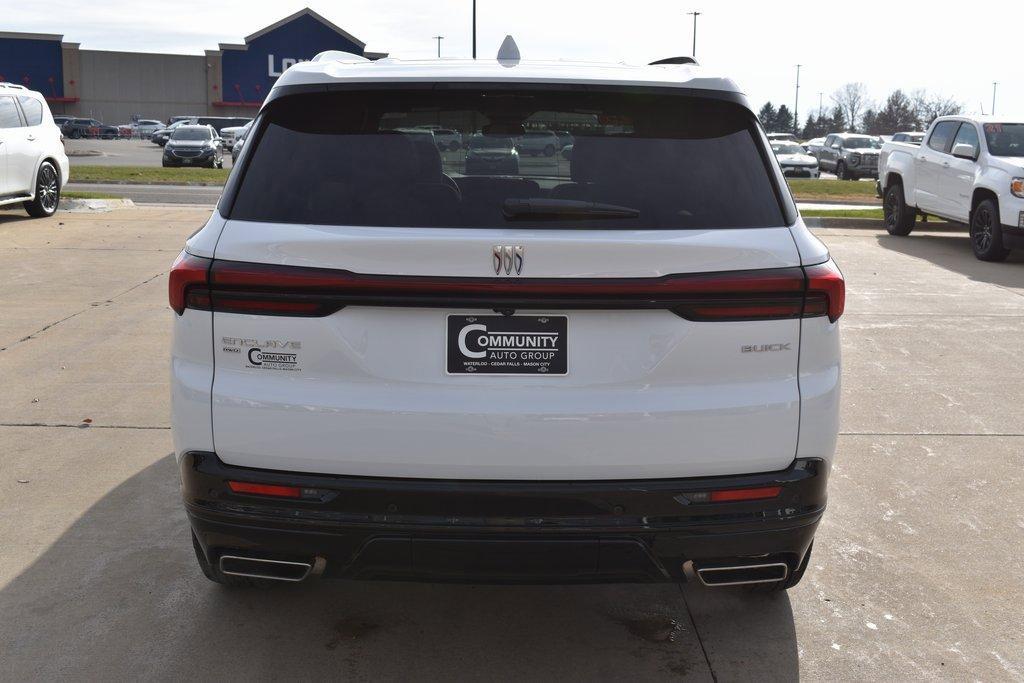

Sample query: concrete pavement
[1,207,1022,680]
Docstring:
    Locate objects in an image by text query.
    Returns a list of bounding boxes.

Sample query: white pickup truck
[878,115,1024,261]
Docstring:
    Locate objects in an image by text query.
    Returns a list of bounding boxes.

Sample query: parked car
[219,122,251,149]
[803,137,826,157]
[0,83,70,217]
[890,131,925,145]
[168,115,198,125]
[52,115,74,128]
[162,124,223,168]
[766,132,798,142]
[431,128,463,151]
[879,115,1024,261]
[171,46,843,591]
[464,133,520,174]
[554,130,574,149]
[516,130,560,156]
[771,141,820,178]
[132,119,164,138]
[151,119,196,146]
[192,116,252,134]
[229,121,254,162]
[62,118,118,139]
[817,133,882,180]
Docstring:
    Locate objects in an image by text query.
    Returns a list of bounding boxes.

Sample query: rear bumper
[183,452,827,583]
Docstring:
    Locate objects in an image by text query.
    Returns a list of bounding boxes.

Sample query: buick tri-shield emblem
[493,245,524,275]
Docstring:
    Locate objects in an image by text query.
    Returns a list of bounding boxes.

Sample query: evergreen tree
[861,109,879,135]
[758,102,778,131]
[774,105,794,134]
[801,114,819,139]
[828,105,847,133]
[874,90,918,133]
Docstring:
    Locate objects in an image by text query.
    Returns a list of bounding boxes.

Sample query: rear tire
[970,198,1011,262]
[883,182,916,236]
[544,144,555,157]
[746,542,813,593]
[24,161,60,218]
[191,531,273,588]
[836,161,849,180]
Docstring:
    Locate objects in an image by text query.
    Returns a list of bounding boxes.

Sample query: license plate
[182,159,191,164]
[447,315,567,375]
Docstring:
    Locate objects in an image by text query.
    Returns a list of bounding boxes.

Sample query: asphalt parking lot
[1,207,1022,680]
[65,138,236,169]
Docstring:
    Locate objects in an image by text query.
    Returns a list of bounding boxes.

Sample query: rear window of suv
[229,88,789,229]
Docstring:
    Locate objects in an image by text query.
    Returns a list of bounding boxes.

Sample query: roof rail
[310,50,369,63]
[649,56,699,66]
[0,82,28,89]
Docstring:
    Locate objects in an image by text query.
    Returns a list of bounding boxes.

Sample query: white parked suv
[879,115,1024,260]
[170,45,843,590]
[0,83,69,217]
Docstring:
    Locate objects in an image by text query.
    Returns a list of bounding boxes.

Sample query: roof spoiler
[649,56,699,66]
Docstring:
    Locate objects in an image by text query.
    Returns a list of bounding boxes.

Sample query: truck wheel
[970,198,1011,262]
[23,161,61,218]
[883,182,915,236]
[746,542,813,593]
[835,161,849,180]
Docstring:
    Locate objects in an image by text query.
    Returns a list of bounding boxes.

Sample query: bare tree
[831,83,870,132]
[910,90,963,127]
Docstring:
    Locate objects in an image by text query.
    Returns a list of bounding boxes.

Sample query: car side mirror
[951,143,976,160]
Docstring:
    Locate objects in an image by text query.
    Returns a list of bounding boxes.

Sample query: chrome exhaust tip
[219,555,314,582]
[695,562,789,587]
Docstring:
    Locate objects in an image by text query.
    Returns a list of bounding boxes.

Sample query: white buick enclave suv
[171,45,843,591]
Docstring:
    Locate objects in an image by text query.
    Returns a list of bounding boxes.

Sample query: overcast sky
[6,0,1020,119]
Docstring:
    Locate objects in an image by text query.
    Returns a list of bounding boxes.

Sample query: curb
[804,217,961,230]
[60,198,136,212]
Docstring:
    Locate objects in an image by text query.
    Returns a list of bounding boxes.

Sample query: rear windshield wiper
[502,199,640,221]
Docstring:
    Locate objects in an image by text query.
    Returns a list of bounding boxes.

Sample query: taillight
[227,481,301,498]
[678,485,782,504]
[227,480,328,500]
[171,258,844,323]
[804,260,845,322]
[168,250,211,315]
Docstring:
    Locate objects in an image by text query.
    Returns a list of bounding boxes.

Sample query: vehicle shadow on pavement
[0,454,799,681]
[0,209,39,225]
[876,233,1024,289]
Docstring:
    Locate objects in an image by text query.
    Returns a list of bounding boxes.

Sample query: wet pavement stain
[325,616,381,650]
[611,614,684,643]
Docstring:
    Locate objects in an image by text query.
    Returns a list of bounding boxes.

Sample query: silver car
[817,133,882,180]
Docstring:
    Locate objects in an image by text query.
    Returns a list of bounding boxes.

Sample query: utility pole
[992,81,998,116]
[433,35,444,58]
[818,92,824,116]
[472,0,477,59]
[687,11,701,57]
[793,64,801,135]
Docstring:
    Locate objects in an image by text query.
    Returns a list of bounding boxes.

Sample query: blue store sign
[218,9,371,105]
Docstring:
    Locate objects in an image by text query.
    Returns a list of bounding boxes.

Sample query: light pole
[687,11,701,57]
[793,64,801,135]
[472,0,477,59]
[433,35,444,58]
[992,81,998,115]
[818,92,824,117]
